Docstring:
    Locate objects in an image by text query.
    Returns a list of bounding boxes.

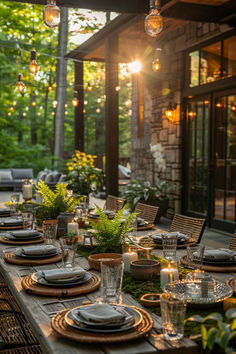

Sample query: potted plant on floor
[122,144,172,222]
[67,150,104,197]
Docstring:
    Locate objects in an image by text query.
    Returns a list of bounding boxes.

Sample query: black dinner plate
[203,258,236,266]
[65,305,141,334]
[14,248,60,259]
[3,233,43,241]
[32,271,92,288]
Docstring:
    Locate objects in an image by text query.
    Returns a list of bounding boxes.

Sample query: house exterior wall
[130,20,233,218]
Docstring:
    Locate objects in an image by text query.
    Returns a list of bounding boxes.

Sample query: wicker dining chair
[169,213,206,243]
[105,195,126,212]
[134,203,159,225]
[229,231,236,251]
[0,299,42,352]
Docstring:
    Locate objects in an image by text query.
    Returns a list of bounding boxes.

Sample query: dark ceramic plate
[32,271,92,288]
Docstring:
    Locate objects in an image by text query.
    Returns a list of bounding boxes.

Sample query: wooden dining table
[0,234,235,354]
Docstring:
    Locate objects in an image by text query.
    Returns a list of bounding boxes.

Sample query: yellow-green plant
[35,181,82,225]
[91,206,136,253]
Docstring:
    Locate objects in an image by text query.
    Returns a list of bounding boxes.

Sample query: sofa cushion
[11,168,34,180]
[44,172,54,183]
[37,171,48,181]
[0,170,13,181]
[58,174,67,183]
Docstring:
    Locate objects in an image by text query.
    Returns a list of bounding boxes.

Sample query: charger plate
[51,306,153,343]
[22,272,100,297]
[226,278,236,295]
[137,224,155,231]
[0,236,44,245]
[181,255,236,272]
[4,251,62,266]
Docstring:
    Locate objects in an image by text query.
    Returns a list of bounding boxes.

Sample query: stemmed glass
[10,194,20,218]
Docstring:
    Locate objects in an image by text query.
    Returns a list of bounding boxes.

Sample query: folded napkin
[137,217,147,226]
[22,245,57,256]
[78,303,126,324]
[203,249,236,261]
[41,267,85,281]
[152,232,186,240]
[11,230,39,238]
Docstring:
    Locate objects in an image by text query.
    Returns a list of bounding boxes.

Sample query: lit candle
[122,251,138,272]
[22,184,32,200]
[160,264,179,290]
[67,222,78,235]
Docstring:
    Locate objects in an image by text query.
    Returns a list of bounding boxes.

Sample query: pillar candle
[22,184,32,199]
[160,267,179,290]
[122,252,138,272]
[67,222,78,235]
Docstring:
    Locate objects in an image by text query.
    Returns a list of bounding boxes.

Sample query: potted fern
[35,180,82,227]
[91,206,136,253]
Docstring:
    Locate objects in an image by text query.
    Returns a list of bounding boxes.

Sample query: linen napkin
[77,303,126,324]
[203,249,236,261]
[22,245,57,256]
[11,230,39,238]
[41,267,85,281]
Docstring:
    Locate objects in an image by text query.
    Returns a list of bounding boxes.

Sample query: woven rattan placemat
[51,306,153,343]
[181,255,236,273]
[0,236,44,245]
[4,252,62,266]
[22,273,101,297]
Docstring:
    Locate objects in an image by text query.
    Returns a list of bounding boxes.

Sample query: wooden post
[74,61,84,151]
[105,35,119,196]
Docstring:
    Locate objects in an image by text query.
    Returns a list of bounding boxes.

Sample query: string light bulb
[64,104,68,108]
[115,86,120,92]
[152,48,162,72]
[37,112,41,116]
[72,97,79,107]
[96,108,101,114]
[32,101,36,107]
[17,73,26,94]
[87,83,93,92]
[53,100,57,108]
[23,112,27,117]
[65,110,68,115]
[10,107,14,112]
[97,98,102,103]
[43,0,60,28]
[29,49,39,75]
[13,101,17,106]
[25,106,29,111]
[48,85,53,92]
[8,112,11,116]
[145,0,163,37]
[84,100,88,105]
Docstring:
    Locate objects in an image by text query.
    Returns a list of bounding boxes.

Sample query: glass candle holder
[160,261,179,290]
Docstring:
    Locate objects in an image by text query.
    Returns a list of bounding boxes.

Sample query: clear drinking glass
[160,293,186,340]
[22,211,35,230]
[59,237,78,268]
[162,233,178,261]
[101,260,124,304]
[10,194,20,217]
[187,244,205,270]
[44,223,58,244]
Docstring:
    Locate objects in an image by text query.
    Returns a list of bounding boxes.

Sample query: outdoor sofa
[0,168,34,191]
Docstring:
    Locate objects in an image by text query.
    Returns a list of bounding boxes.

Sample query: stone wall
[130,19,233,218]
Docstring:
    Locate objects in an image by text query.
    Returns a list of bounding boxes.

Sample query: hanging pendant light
[17,73,26,94]
[87,83,93,92]
[145,0,163,37]
[29,49,39,74]
[43,0,60,28]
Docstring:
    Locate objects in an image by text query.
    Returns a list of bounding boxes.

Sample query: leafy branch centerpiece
[67,150,104,196]
[90,206,136,253]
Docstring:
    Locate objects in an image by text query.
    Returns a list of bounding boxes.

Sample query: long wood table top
[0,233,234,354]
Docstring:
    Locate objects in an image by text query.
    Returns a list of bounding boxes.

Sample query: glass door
[185,98,210,216]
[211,92,236,231]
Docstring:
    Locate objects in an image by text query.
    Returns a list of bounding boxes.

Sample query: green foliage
[185,308,236,353]
[121,179,173,210]
[91,206,136,253]
[35,180,81,225]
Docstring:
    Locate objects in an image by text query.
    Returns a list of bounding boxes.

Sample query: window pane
[189,51,199,87]
[224,36,236,78]
[200,41,221,84]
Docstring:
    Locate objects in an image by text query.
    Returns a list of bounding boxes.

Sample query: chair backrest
[229,231,236,251]
[105,195,126,212]
[170,213,206,243]
[134,202,159,224]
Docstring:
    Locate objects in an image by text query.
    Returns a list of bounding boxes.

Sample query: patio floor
[0,191,232,249]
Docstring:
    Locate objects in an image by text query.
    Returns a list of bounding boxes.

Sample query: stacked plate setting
[0,218,23,227]
[2,230,43,242]
[151,232,189,244]
[14,245,59,259]
[202,249,236,266]
[64,302,143,334]
[32,267,92,288]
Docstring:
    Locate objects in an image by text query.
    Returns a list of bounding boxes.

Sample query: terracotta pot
[130,260,160,281]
